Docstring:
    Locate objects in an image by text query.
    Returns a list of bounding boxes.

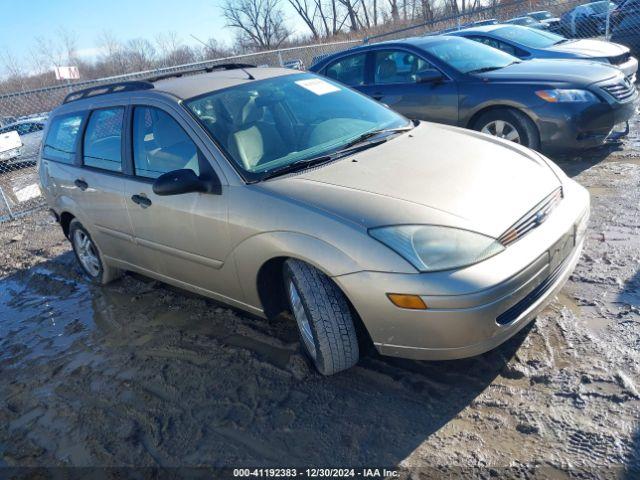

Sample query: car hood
[546,39,629,57]
[480,58,621,86]
[260,123,562,238]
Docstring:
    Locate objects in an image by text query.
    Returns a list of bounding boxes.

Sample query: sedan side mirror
[153,169,220,196]
[416,70,444,84]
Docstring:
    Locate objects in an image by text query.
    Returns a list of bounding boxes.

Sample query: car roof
[152,67,300,99]
[450,24,508,34]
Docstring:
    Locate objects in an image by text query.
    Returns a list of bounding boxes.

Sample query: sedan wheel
[287,279,318,360]
[481,120,521,143]
[473,108,540,150]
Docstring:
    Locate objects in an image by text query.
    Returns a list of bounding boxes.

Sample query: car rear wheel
[473,109,540,150]
[69,219,122,285]
[283,259,359,375]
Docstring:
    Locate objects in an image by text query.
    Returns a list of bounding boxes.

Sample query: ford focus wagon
[39,65,590,375]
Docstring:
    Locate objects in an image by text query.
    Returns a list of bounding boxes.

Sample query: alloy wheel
[287,280,317,359]
[481,120,521,143]
[73,230,101,278]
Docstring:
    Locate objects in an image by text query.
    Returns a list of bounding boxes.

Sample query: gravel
[0,131,639,476]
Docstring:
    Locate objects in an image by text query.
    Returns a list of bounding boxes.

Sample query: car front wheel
[473,109,540,150]
[283,259,359,375]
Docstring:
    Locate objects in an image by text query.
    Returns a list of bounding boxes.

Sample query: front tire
[284,259,359,375]
[473,108,540,151]
[69,219,121,285]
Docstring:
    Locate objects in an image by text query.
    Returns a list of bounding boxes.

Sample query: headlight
[369,225,505,272]
[535,89,599,103]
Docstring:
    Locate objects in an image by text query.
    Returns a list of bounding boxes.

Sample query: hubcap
[287,280,317,359]
[73,230,101,278]
[481,120,521,144]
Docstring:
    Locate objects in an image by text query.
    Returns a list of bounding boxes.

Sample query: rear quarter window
[43,113,84,164]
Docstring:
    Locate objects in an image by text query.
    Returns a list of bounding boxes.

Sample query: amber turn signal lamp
[387,293,428,310]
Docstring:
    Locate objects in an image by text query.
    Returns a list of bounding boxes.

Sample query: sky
[0,0,306,70]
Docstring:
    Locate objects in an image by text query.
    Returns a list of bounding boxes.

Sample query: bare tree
[222,0,290,50]
[125,38,156,71]
[0,49,24,79]
[288,0,322,39]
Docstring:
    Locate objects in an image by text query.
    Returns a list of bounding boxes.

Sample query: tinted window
[132,107,199,179]
[374,50,433,84]
[82,108,124,172]
[43,114,83,164]
[324,53,367,86]
[420,37,518,74]
[494,26,565,48]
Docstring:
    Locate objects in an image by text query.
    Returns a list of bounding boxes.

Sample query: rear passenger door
[40,108,136,265]
[359,49,459,125]
[122,103,231,295]
[75,107,138,264]
[322,52,370,91]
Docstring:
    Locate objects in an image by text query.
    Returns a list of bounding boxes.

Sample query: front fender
[231,231,362,311]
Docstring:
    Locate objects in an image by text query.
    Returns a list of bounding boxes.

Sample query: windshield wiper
[338,125,414,151]
[468,61,520,75]
[259,125,413,181]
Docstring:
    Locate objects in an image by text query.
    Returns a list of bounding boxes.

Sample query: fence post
[277,51,284,67]
[0,186,14,221]
[605,1,612,39]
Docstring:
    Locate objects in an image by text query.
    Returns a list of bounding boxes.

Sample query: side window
[16,124,30,135]
[324,53,367,86]
[132,106,199,179]
[83,108,124,172]
[43,113,83,164]
[374,50,433,84]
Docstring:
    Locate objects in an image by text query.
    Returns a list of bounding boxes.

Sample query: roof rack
[62,63,257,104]
[146,63,256,82]
[63,81,153,104]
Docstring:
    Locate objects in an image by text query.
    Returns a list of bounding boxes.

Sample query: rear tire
[473,108,540,151]
[69,219,122,285]
[283,259,359,375]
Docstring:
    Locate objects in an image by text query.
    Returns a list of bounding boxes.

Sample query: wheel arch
[465,104,540,146]
[232,231,362,318]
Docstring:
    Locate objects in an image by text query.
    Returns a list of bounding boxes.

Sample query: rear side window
[43,114,83,164]
[324,53,367,86]
[132,106,199,179]
[83,108,124,172]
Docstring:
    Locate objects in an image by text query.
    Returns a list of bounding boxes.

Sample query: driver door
[122,103,232,296]
[359,49,459,125]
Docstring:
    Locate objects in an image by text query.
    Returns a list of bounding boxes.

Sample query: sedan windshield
[423,37,519,74]
[495,25,567,48]
[185,73,409,181]
[590,1,616,14]
[530,11,553,20]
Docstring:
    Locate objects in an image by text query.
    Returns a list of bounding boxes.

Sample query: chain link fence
[1,0,638,222]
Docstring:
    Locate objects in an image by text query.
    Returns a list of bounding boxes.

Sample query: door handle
[74,179,88,191]
[131,194,152,208]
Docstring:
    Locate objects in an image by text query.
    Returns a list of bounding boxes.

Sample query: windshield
[423,37,519,74]
[530,11,553,20]
[509,17,536,25]
[185,73,409,181]
[590,1,616,13]
[495,25,566,48]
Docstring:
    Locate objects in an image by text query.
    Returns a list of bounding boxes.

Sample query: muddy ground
[0,122,639,478]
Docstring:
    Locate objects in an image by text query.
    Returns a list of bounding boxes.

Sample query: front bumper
[334,179,590,361]
[534,90,638,152]
[617,56,638,81]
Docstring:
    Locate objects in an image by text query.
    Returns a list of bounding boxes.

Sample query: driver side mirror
[152,169,221,196]
[416,70,444,84]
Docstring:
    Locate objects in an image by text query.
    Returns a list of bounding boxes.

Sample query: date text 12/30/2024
[233,468,399,478]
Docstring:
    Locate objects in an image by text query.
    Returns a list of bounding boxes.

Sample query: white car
[0,130,23,165]
[561,1,616,37]
[0,119,46,164]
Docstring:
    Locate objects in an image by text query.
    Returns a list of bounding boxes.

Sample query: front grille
[498,187,563,247]
[496,253,570,325]
[601,81,637,101]
[608,52,631,65]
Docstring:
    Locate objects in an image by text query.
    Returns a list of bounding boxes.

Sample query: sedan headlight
[369,225,505,272]
[535,89,599,103]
